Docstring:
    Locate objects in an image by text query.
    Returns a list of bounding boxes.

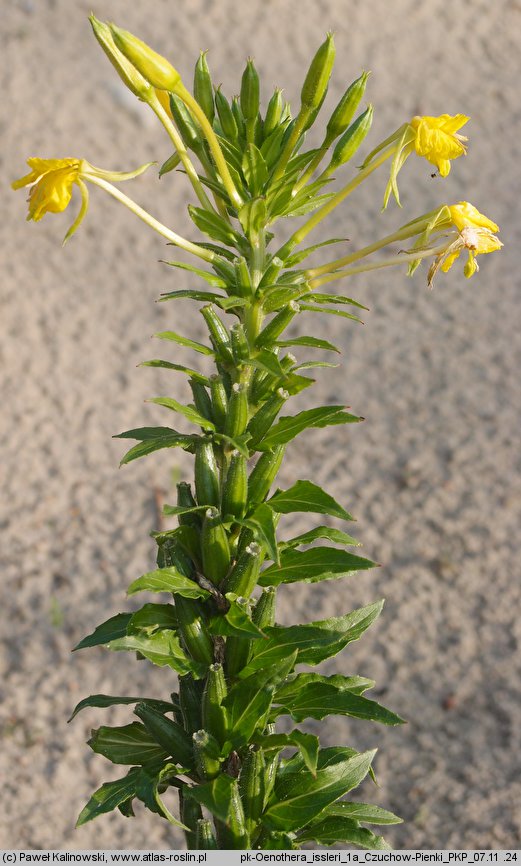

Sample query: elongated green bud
[248,446,285,505]
[209,375,228,431]
[239,747,266,833]
[247,388,289,448]
[224,382,248,438]
[240,59,260,123]
[89,16,152,100]
[202,663,228,744]
[301,33,335,111]
[189,378,213,422]
[256,302,300,346]
[201,305,234,365]
[194,51,215,122]
[233,256,253,298]
[215,87,239,140]
[264,88,284,138]
[196,818,218,849]
[231,95,246,140]
[159,151,182,178]
[169,93,204,152]
[179,788,202,849]
[330,104,374,169]
[230,324,250,365]
[134,703,193,767]
[263,724,279,808]
[201,507,231,585]
[175,595,214,664]
[110,23,182,92]
[215,779,249,849]
[223,542,261,597]
[252,586,276,629]
[193,729,221,780]
[221,450,248,520]
[179,674,204,733]
[326,71,369,142]
[194,439,220,507]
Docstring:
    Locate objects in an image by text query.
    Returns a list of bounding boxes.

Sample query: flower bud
[194,51,215,121]
[326,71,369,141]
[330,104,373,169]
[89,15,152,99]
[215,87,239,141]
[301,32,335,111]
[240,59,260,122]
[264,88,284,138]
[109,22,181,92]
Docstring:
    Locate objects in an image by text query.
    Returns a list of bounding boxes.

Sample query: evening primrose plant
[13,17,502,850]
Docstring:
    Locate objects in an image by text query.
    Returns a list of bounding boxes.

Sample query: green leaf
[324,801,403,825]
[134,763,188,827]
[127,568,210,599]
[223,684,274,750]
[239,602,384,676]
[107,630,206,678]
[127,603,178,633]
[148,397,215,432]
[242,143,269,195]
[259,406,362,450]
[209,595,265,640]
[237,503,279,564]
[300,303,363,323]
[159,260,227,288]
[281,192,336,219]
[250,349,287,379]
[68,694,177,723]
[297,816,390,849]
[118,435,195,466]
[139,361,209,385]
[275,673,375,702]
[272,678,405,726]
[253,730,319,776]
[275,335,340,353]
[76,768,141,826]
[285,238,348,268]
[88,722,168,766]
[300,292,369,310]
[264,749,376,831]
[73,613,132,651]
[158,290,225,305]
[189,205,242,248]
[291,360,338,371]
[281,525,360,549]
[162,503,209,518]
[260,547,377,587]
[154,330,214,356]
[269,480,354,521]
[114,426,181,441]
[184,774,237,823]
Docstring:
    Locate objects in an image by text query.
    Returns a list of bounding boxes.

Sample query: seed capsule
[252,586,276,629]
[300,32,335,111]
[247,388,289,449]
[230,323,250,364]
[209,375,228,431]
[231,95,246,141]
[193,729,221,780]
[194,51,215,122]
[248,446,285,505]
[201,507,231,585]
[194,439,220,508]
[202,662,228,745]
[179,674,204,734]
[224,382,249,439]
[221,450,248,520]
[175,595,214,665]
[233,256,253,298]
[215,779,249,848]
[169,93,204,152]
[330,105,374,169]
[256,302,300,347]
[201,305,234,365]
[179,789,202,849]
[239,747,266,833]
[189,378,213,423]
[223,542,261,597]
[195,818,218,849]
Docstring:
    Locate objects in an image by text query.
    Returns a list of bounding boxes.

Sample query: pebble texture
[1,0,520,850]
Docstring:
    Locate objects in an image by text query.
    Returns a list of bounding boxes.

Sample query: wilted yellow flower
[12,157,153,242]
[410,114,469,177]
[428,201,502,284]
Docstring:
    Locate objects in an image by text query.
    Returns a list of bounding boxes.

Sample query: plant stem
[85,174,215,264]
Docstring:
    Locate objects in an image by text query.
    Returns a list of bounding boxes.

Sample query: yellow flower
[427,201,502,285]
[410,114,469,177]
[12,157,153,242]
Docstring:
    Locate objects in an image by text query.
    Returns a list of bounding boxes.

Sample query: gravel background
[1,0,520,850]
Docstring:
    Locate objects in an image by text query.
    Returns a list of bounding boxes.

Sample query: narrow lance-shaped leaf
[258,405,363,450]
[259,546,378,587]
[270,479,354,520]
